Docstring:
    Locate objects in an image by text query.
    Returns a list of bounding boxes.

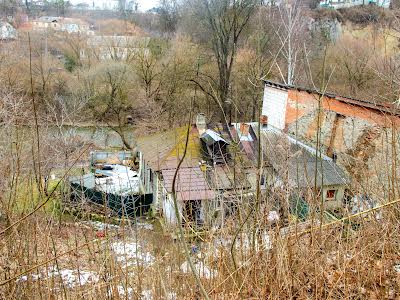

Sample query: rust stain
[306,110,326,140]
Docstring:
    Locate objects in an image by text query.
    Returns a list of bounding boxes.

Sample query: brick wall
[263,84,400,196]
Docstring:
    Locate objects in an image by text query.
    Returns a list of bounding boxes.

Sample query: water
[0,125,136,149]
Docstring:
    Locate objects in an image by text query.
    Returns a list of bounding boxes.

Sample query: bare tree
[195,0,257,120]
[85,62,135,150]
[272,0,306,85]
[158,0,180,34]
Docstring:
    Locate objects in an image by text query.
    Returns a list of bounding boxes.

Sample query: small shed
[262,129,349,211]
[200,129,230,165]
[160,167,215,226]
[69,164,152,217]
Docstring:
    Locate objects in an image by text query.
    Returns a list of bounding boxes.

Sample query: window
[260,174,266,187]
[326,189,336,200]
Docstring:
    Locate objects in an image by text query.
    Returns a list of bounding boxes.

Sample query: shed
[69,164,151,217]
[262,128,349,211]
[200,129,230,164]
[159,167,215,226]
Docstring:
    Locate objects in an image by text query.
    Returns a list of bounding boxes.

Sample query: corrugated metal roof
[161,167,215,201]
[200,129,228,146]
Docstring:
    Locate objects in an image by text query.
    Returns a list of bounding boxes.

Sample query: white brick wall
[262,86,288,130]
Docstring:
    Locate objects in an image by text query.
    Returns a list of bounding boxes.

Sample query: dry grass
[0,202,399,299]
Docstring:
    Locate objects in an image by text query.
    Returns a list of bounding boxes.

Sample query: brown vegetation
[0,0,399,299]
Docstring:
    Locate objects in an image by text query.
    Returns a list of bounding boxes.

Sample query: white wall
[320,0,391,9]
[262,85,288,130]
[162,194,181,224]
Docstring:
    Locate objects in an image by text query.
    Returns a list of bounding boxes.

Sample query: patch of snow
[17,267,99,288]
[394,264,400,273]
[167,292,177,300]
[180,261,217,279]
[262,233,272,250]
[267,211,280,223]
[112,241,154,267]
[215,232,272,252]
[82,220,153,231]
[142,289,153,300]
[135,222,153,230]
[117,285,134,297]
[51,269,99,288]
[17,274,40,282]
[82,221,120,231]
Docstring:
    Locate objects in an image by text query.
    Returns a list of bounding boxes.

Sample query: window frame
[326,189,337,200]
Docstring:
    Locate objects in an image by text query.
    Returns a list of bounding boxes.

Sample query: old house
[262,128,349,212]
[319,0,391,9]
[0,22,17,40]
[32,16,91,34]
[137,126,221,227]
[80,35,150,61]
[261,79,400,199]
[136,121,258,228]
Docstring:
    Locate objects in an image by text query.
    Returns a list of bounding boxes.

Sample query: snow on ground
[141,289,153,300]
[115,285,134,297]
[114,287,176,299]
[81,220,154,231]
[112,240,154,267]
[82,221,120,231]
[214,232,272,252]
[135,222,154,230]
[394,264,400,273]
[180,260,218,279]
[17,267,99,288]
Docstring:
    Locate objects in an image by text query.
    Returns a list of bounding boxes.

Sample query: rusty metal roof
[161,167,215,201]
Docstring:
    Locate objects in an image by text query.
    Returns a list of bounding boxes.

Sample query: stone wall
[287,110,400,198]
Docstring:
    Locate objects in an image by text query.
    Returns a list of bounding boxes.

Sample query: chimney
[260,115,268,126]
[196,113,207,135]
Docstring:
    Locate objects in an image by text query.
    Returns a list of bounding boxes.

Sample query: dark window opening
[326,189,336,199]
[183,200,202,226]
